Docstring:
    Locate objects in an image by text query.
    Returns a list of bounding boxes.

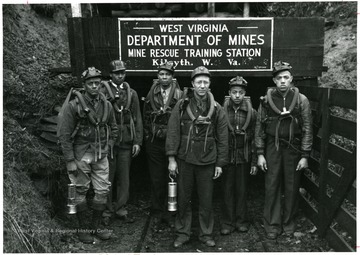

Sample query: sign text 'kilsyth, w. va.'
[118,18,274,73]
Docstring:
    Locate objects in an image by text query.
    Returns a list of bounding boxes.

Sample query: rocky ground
[2,2,356,253]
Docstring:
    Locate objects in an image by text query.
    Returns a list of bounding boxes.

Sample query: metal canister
[67,183,77,214]
[168,175,177,212]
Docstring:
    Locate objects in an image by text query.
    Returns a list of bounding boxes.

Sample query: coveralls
[221,98,257,231]
[166,93,228,242]
[143,79,183,220]
[255,87,313,235]
[102,80,143,218]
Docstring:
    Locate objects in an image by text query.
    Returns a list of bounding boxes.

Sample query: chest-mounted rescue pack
[223,96,253,162]
[181,88,216,153]
[102,81,136,143]
[147,79,180,142]
[57,87,111,161]
[261,86,301,150]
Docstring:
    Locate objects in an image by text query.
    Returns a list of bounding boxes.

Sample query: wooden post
[208,3,215,17]
[318,88,330,236]
[243,2,250,17]
[71,3,82,17]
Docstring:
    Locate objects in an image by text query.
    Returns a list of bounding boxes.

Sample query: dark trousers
[221,162,249,230]
[105,147,132,217]
[263,137,301,234]
[175,159,214,240]
[146,139,168,218]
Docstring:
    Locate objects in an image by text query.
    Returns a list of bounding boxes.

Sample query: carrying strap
[185,91,215,153]
[223,96,252,162]
[266,87,300,151]
[71,90,110,162]
[103,81,132,113]
[267,87,299,115]
[149,80,177,113]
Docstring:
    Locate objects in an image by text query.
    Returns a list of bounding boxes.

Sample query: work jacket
[59,92,118,162]
[101,80,143,149]
[255,87,313,158]
[166,93,228,167]
[224,98,257,166]
[143,79,183,141]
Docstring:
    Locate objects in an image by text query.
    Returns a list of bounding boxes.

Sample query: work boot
[92,203,112,240]
[76,204,94,244]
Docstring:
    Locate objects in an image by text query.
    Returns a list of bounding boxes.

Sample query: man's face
[229,86,246,105]
[84,77,101,97]
[192,75,210,97]
[273,70,293,92]
[157,69,173,87]
[110,70,126,85]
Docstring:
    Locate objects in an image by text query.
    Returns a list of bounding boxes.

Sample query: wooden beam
[71,3,82,17]
[318,88,330,236]
[208,3,215,17]
[243,3,250,17]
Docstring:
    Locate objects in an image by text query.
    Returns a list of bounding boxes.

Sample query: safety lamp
[67,184,77,214]
[168,174,177,212]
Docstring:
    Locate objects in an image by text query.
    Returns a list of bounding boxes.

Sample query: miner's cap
[229,76,247,88]
[109,60,126,73]
[81,67,102,81]
[191,66,211,80]
[273,61,292,76]
[158,61,175,73]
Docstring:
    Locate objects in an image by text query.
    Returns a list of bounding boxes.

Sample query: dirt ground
[55,175,331,253]
[2,2,356,253]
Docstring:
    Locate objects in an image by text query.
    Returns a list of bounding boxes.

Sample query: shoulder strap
[186,91,215,123]
[267,87,299,115]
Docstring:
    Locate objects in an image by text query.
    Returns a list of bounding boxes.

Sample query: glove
[66,161,78,177]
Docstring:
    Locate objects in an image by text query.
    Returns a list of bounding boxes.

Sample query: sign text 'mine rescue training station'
[118,18,274,72]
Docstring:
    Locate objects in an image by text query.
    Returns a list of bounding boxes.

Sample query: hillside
[2,2,357,252]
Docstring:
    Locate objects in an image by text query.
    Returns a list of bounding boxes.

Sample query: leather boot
[76,203,94,244]
[92,202,112,240]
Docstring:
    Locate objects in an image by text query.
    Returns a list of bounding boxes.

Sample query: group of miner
[58,59,313,247]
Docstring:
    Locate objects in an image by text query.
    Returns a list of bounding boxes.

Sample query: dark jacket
[166,93,228,167]
[101,80,143,149]
[223,98,257,166]
[255,87,313,158]
[59,92,118,161]
[143,79,183,141]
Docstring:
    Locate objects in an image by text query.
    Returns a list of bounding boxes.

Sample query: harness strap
[224,97,252,163]
[184,91,216,153]
[267,87,299,115]
[149,80,176,113]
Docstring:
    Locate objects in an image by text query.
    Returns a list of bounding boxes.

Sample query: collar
[161,86,171,94]
[194,92,208,103]
[229,99,248,112]
[83,93,99,104]
[153,82,172,95]
[110,80,125,90]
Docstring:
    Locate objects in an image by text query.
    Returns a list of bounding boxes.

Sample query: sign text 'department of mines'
[119,18,274,73]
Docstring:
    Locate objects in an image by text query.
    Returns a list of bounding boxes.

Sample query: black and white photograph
[2,1,357,253]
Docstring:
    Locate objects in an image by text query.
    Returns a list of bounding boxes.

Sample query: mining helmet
[191,66,211,80]
[273,61,292,76]
[109,60,126,73]
[158,61,175,73]
[81,67,102,81]
[229,76,247,88]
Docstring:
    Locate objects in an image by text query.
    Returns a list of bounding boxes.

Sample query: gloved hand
[66,161,78,177]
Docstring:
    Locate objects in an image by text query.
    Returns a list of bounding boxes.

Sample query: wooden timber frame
[297,81,356,252]
[67,17,324,80]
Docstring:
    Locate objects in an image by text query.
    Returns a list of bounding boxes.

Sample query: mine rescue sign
[118,18,273,73]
